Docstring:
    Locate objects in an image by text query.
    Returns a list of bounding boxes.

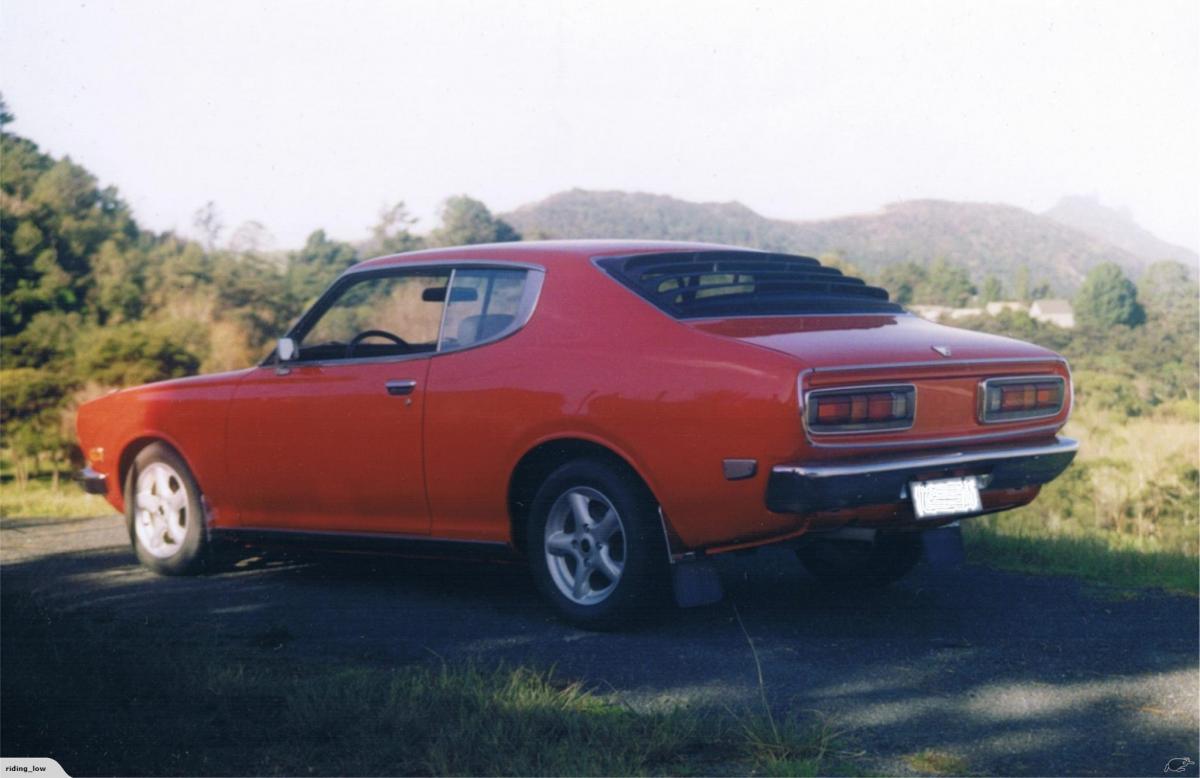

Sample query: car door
[225,268,451,535]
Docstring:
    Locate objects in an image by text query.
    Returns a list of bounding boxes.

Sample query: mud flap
[921,522,965,569]
[671,557,724,607]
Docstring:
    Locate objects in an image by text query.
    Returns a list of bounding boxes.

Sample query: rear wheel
[526,459,666,628]
[126,443,208,575]
[796,532,922,587]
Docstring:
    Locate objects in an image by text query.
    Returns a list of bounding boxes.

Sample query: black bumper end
[766,436,1078,514]
[75,467,108,495]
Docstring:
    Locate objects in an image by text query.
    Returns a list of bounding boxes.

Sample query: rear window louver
[596,251,902,318]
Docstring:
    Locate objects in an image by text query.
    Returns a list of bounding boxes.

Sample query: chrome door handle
[385,380,417,396]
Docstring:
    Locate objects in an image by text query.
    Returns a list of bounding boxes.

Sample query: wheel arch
[507,437,669,556]
[116,436,198,511]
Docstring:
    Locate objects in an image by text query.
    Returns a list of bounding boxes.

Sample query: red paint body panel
[75,240,1073,556]
[691,313,1054,366]
[422,255,803,548]
[74,369,250,521]
[692,314,1070,456]
[224,359,431,533]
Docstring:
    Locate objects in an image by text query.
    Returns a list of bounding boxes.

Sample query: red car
[76,241,1077,625]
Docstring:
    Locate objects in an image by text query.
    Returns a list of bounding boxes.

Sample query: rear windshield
[596,250,901,318]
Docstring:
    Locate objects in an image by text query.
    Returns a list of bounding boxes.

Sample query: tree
[227,220,274,255]
[876,259,975,307]
[818,251,865,279]
[193,201,223,251]
[286,229,359,308]
[0,92,14,129]
[91,239,148,323]
[211,252,291,349]
[1013,264,1031,301]
[923,258,976,307]
[979,276,1004,304]
[1139,260,1198,327]
[2,311,84,369]
[428,195,520,247]
[877,262,925,305]
[367,202,424,256]
[1,143,136,334]
[0,368,77,487]
[1074,262,1145,329]
[74,320,206,387]
[1028,282,1053,301]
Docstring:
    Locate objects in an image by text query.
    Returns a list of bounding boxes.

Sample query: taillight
[979,376,1065,423]
[805,385,915,434]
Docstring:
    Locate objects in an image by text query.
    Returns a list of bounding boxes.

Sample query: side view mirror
[277,337,297,362]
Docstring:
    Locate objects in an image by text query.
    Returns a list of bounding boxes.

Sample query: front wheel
[125,443,208,575]
[796,532,923,587]
[526,459,667,628]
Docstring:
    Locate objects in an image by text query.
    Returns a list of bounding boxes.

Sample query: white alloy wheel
[134,461,191,559]
[543,486,627,606]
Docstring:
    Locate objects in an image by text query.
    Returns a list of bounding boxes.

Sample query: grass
[0,476,114,519]
[964,402,1199,596]
[963,521,1199,596]
[730,602,855,776]
[903,749,970,776]
[0,588,856,777]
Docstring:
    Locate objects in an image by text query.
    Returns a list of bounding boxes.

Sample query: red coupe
[76,241,1077,625]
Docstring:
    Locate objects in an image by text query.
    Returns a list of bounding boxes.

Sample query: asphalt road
[2,514,1197,776]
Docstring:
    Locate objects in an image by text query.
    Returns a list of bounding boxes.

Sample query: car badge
[932,345,952,357]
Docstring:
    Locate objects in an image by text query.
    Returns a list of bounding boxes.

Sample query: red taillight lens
[816,397,851,422]
[980,377,1065,422]
[807,386,914,433]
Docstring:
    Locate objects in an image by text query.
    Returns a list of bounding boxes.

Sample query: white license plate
[910,477,982,519]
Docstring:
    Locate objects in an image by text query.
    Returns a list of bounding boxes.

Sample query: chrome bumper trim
[766,436,1078,514]
[75,467,108,495]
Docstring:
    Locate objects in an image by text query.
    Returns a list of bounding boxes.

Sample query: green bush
[0,368,77,486]
[1072,369,1145,416]
[74,320,207,387]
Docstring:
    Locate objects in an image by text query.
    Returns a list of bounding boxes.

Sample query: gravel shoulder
[2,514,1197,776]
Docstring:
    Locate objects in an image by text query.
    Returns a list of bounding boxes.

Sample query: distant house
[911,299,1074,328]
[1029,299,1075,328]
[909,305,950,322]
[910,304,984,322]
[985,301,1027,316]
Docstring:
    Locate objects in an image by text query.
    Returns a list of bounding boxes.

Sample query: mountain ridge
[504,189,1191,294]
[1043,194,1197,268]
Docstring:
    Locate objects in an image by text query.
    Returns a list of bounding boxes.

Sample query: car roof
[350,239,756,272]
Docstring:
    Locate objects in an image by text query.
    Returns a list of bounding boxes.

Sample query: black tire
[125,443,208,575]
[796,532,923,587]
[525,459,667,628]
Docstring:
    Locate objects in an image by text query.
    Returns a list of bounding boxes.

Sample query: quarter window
[440,269,528,349]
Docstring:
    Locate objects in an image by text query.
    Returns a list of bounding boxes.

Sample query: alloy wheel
[543,486,627,605]
[134,462,190,559]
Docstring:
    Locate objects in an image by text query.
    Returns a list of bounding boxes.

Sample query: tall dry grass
[965,401,1199,593]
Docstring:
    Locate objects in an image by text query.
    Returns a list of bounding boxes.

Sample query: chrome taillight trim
[977,375,1067,424]
[802,382,917,436]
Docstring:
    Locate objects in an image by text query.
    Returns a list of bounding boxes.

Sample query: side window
[440,269,529,350]
[298,271,451,361]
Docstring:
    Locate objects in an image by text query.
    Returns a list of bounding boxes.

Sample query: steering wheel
[345,329,408,358]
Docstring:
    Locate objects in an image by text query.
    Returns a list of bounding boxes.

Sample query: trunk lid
[689,313,1057,370]
[690,313,1071,453]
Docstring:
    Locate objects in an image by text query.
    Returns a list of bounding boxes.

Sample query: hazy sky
[2,0,1197,252]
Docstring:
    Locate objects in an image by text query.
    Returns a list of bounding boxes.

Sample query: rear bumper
[75,467,108,495]
[766,436,1078,514]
